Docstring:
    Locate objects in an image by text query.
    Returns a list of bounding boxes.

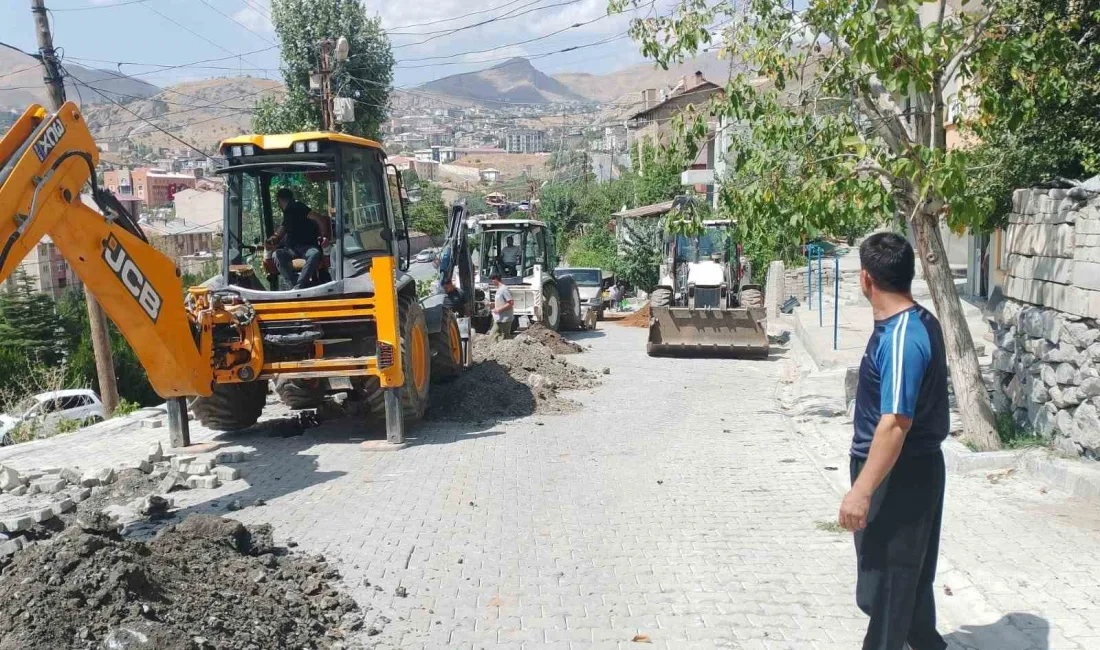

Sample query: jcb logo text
[103,235,162,322]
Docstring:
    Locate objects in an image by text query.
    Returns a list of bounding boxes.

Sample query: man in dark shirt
[269,187,330,289]
[839,232,949,650]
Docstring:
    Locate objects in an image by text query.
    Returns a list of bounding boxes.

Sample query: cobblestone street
[2,324,1098,649]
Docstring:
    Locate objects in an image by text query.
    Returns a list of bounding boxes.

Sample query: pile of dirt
[519,324,584,354]
[428,334,599,421]
[617,304,651,328]
[0,514,362,650]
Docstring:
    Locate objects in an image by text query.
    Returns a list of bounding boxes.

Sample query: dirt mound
[428,334,598,421]
[518,324,584,354]
[0,514,361,650]
[617,304,650,327]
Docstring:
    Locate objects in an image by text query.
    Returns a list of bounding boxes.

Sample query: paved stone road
[1,323,1098,649]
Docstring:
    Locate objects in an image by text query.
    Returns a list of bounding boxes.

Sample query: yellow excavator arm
[0,103,213,397]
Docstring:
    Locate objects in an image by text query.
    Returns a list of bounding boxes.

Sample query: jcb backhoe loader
[0,102,472,446]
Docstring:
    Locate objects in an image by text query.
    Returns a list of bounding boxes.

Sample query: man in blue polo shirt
[839,232,949,650]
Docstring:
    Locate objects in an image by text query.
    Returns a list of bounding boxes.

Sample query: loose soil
[617,304,650,328]
[519,324,584,354]
[0,514,362,650]
[427,331,599,422]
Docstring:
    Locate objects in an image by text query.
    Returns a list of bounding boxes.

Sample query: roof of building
[628,79,723,121]
[613,200,676,219]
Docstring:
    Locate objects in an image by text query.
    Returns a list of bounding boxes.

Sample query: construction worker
[269,187,330,290]
[488,272,514,341]
[500,236,521,277]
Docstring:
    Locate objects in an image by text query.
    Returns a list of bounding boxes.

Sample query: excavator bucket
[646,306,770,357]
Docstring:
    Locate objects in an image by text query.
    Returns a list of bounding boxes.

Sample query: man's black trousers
[850,449,948,650]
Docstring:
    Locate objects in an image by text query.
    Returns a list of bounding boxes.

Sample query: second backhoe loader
[0,102,472,446]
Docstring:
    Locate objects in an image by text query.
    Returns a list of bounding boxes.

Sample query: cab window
[341,148,390,258]
[525,226,546,275]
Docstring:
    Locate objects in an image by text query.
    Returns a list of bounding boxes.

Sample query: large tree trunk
[910,208,1001,451]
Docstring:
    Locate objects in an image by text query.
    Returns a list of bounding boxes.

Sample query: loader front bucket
[647,306,770,357]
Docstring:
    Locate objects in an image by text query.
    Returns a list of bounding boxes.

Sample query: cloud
[233,6,274,33]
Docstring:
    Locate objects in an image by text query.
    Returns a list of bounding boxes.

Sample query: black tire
[191,381,267,431]
[741,288,764,310]
[429,308,463,383]
[541,283,562,331]
[353,377,386,417]
[399,293,430,422]
[650,287,672,308]
[273,377,326,410]
[558,279,582,331]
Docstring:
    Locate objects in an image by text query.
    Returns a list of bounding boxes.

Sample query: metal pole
[833,255,840,351]
[167,397,190,448]
[806,247,812,310]
[32,0,120,415]
[384,388,405,445]
[818,248,823,327]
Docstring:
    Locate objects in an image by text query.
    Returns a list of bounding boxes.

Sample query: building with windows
[501,129,546,154]
[103,167,198,207]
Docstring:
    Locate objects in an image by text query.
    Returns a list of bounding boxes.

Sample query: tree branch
[944,8,995,82]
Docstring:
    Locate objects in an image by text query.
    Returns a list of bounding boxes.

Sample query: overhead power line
[51,0,151,11]
[387,0,528,30]
[197,0,277,46]
[62,67,216,159]
[391,0,583,47]
[60,46,279,79]
[392,1,654,64]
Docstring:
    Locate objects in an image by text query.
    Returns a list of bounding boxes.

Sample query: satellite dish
[335,36,350,62]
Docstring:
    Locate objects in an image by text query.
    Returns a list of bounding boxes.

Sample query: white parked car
[0,389,107,444]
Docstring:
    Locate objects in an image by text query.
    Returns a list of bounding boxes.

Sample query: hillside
[81,77,283,152]
[553,50,732,104]
[0,42,159,110]
[417,57,587,106]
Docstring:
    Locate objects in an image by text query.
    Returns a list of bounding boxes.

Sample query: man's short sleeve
[876,311,930,419]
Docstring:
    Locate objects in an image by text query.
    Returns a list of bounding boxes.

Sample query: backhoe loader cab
[472,219,582,333]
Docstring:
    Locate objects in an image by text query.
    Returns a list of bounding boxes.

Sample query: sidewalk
[792,252,990,370]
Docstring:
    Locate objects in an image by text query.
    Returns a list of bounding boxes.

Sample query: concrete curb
[790,323,1100,503]
[943,439,1100,501]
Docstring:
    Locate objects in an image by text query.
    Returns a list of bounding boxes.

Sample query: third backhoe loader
[0,102,472,447]
[646,196,769,357]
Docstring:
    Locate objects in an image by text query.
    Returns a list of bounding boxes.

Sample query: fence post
[817,248,823,327]
[833,256,840,350]
[806,247,812,310]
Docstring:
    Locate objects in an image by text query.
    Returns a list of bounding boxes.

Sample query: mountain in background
[553,50,731,104]
[0,42,159,111]
[81,77,283,152]
[416,57,588,106]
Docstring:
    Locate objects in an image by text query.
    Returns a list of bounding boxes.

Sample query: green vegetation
[994,413,1048,450]
[0,272,160,419]
[407,182,447,237]
[253,0,394,139]
[967,0,1100,225]
[815,520,847,534]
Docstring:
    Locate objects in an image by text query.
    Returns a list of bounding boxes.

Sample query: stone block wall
[989,186,1100,458]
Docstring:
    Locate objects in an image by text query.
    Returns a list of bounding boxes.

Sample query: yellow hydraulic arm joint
[0,102,213,397]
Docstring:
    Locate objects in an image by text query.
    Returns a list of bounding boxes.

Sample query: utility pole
[319,39,334,131]
[31,0,120,415]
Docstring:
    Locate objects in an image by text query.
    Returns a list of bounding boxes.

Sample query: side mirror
[380,227,393,242]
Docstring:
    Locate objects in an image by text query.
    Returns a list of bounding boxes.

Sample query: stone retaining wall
[989,186,1100,458]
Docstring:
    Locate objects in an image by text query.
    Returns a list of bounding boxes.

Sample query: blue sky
[0,0,664,89]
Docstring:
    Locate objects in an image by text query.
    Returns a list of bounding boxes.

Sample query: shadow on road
[564,329,606,341]
[945,613,1050,650]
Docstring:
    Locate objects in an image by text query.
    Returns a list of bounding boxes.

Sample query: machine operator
[267,187,331,290]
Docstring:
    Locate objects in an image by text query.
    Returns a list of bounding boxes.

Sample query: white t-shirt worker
[489,273,514,340]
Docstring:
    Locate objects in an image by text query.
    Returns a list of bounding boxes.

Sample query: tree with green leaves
[967,0,1100,222]
[407,183,447,237]
[0,271,65,367]
[253,0,394,139]
[612,0,1028,450]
